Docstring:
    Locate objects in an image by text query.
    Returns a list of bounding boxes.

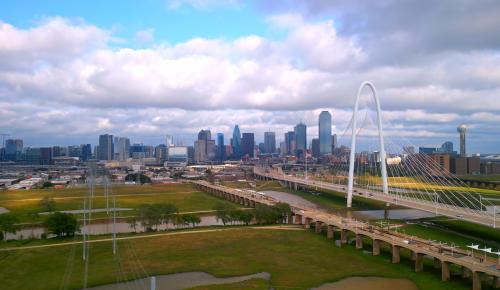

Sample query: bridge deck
[253,167,497,228]
[192,180,500,280]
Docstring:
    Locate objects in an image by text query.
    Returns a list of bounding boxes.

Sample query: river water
[83,272,271,290]
[5,215,234,240]
[312,277,419,290]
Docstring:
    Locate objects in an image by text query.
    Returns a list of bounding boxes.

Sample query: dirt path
[0,225,303,252]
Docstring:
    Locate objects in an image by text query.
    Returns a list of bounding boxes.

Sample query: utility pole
[112,196,116,255]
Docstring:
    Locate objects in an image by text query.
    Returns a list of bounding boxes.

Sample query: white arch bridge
[254,81,498,228]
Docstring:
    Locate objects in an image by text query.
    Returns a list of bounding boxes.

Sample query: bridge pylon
[347,81,389,207]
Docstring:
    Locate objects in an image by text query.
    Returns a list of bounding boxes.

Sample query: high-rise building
[294,122,307,157]
[113,136,130,161]
[130,143,146,159]
[312,138,320,158]
[155,144,167,164]
[441,141,454,154]
[457,124,467,157]
[319,111,332,155]
[194,140,206,163]
[284,131,296,155]
[241,133,255,158]
[194,129,215,163]
[231,125,241,159]
[167,146,188,167]
[5,139,23,161]
[217,133,225,163]
[264,131,276,154]
[81,144,92,161]
[165,135,174,148]
[98,134,114,161]
[332,134,337,152]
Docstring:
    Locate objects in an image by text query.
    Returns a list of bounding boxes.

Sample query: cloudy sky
[1,0,500,153]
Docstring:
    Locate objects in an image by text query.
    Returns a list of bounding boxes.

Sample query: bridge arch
[347,81,389,207]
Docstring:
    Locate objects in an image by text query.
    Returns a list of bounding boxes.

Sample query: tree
[135,203,178,231]
[238,210,254,225]
[213,202,234,226]
[43,212,79,237]
[41,181,53,189]
[181,214,201,228]
[254,204,280,224]
[125,173,151,184]
[272,203,292,223]
[39,196,56,212]
[0,214,20,241]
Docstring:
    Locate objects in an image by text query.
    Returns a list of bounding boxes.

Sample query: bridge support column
[461,266,471,278]
[287,213,293,224]
[493,276,499,289]
[315,221,322,233]
[373,239,381,256]
[415,253,424,272]
[294,214,302,225]
[355,234,363,249]
[340,229,348,244]
[441,261,450,281]
[294,183,298,191]
[411,251,416,261]
[392,245,400,264]
[250,200,255,208]
[433,257,441,269]
[327,225,334,240]
[304,217,312,229]
[473,271,482,290]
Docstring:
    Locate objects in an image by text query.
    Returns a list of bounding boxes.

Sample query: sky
[1,0,500,153]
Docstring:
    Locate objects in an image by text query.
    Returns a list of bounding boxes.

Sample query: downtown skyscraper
[294,122,307,157]
[231,125,241,159]
[319,111,332,155]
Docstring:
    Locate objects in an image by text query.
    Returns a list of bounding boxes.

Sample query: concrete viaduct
[192,180,500,290]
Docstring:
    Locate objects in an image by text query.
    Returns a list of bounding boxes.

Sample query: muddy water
[83,272,270,290]
[5,215,235,240]
[312,277,419,290]
[261,190,435,221]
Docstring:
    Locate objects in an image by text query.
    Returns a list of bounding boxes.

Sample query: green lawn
[0,183,236,224]
[0,227,479,290]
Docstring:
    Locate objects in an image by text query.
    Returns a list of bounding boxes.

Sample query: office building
[217,133,225,163]
[319,111,332,155]
[98,134,114,161]
[231,125,241,159]
[457,124,467,157]
[5,139,23,161]
[284,131,295,155]
[294,122,307,157]
[264,131,276,154]
[441,141,454,154]
[312,138,320,158]
[241,133,255,158]
[166,146,189,167]
[165,135,174,148]
[114,136,130,161]
[155,144,167,164]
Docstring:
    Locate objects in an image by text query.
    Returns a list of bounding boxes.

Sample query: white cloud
[135,28,154,42]
[0,15,499,152]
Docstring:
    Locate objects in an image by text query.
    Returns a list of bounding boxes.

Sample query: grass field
[0,227,479,290]
[0,183,237,224]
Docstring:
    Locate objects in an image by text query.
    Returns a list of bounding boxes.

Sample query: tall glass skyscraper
[217,133,225,163]
[294,122,307,157]
[231,125,241,159]
[264,131,276,154]
[319,111,332,155]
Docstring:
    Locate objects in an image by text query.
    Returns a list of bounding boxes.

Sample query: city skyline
[1,1,500,153]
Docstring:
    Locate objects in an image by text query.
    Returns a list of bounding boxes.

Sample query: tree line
[127,203,201,231]
[213,202,292,226]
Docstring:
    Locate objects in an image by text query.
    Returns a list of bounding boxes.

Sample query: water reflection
[6,215,234,241]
